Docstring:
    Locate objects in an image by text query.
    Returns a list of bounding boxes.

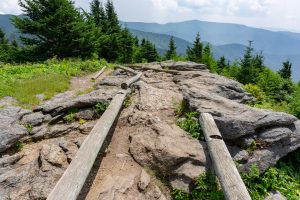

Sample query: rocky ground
[0,61,299,199]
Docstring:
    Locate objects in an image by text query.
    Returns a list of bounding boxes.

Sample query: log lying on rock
[91,66,107,80]
[199,113,251,200]
[47,90,128,200]
[121,72,143,89]
[116,65,139,75]
[127,65,180,75]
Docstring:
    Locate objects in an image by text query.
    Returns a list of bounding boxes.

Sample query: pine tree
[117,28,134,63]
[279,60,292,80]
[165,36,177,60]
[134,38,159,63]
[186,32,202,63]
[12,0,97,59]
[238,41,254,84]
[202,44,215,70]
[105,0,120,34]
[216,56,227,73]
[90,0,106,29]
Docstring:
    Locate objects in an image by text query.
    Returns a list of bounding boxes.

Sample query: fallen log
[116,65,139,75]
[47,90,128,200]
[126,65,180,75]
[91,66,107,80]
[199,113,251,200]
[121,72,142,89]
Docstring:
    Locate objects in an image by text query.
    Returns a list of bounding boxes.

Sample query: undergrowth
[242,149,300,200]
[94,102,109,117]
[0,58,109,109]
[172,173,224,200]
[176,112,203,140]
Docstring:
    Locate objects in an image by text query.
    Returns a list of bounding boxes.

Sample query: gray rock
[97,76,129,87]
[21,112,46,126]
[0,107,30,152]
[138,169,151,191]
[76,108,95,120]
[35,88,117,115]
[130,121,210,192]
[258,127,292,143]
[265,191,286,200]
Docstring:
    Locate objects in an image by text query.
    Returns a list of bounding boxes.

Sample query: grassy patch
[172,173,224,200]
[176,112,203,140]
[0,58,109,109]
[25,123,33,133]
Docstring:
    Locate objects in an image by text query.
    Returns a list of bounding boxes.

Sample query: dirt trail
[80,70,183,200]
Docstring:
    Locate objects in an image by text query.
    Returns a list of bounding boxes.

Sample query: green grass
[15,141,24,152]
[94,102,109,117]
[0,58,110,109]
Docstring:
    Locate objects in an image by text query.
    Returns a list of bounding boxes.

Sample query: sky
[1,0,300,32]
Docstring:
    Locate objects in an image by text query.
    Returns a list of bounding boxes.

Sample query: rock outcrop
[0,61,299,199]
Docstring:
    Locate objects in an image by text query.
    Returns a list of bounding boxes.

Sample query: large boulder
[174,69,300,172]
[0,107,31,152]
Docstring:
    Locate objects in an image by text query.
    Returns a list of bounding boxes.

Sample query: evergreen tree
[202,44,215,70]
[279,60,292,80]
[186,32,202,63]
[117,28,134,63]
[134,38,159,63]
[105,0,120,33]
[216,56,228,73]
[90,0,106,29]
[12,0,97,59]
[238,41,254,84]
[165,36,177,60]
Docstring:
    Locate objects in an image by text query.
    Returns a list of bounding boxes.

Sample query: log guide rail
[199,113,251,200]
[47,66,141,200]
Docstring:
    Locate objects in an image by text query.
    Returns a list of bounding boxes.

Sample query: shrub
[65,112,76,123]
[25,123,33,133]
[176,112,203,140]
[15,141,24,151]
[243,84,266,104]
[94,102,109,117]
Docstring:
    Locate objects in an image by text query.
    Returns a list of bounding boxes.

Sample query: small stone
[138,169,151,191]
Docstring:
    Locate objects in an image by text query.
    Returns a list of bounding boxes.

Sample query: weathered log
[199,113,251,200]
[127,65,180,75]
[92,66,107,80]
[116,65,138,75]
[47,90,128,200]
[121,72,142,89]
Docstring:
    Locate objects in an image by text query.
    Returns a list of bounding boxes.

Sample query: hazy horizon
[1,0,300,33]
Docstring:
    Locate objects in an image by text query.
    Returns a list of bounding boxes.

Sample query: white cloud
[0,0,21,15]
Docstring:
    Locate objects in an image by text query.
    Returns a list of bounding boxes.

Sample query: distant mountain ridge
[0,14,299,80]
[121,20,300,81]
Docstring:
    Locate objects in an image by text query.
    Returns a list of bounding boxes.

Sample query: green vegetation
[242,149,300,200]
[0,59,107,108]
[94,102,109,117]
[65,112,76,123]
[165,36,178,60]
[176,112,203,140]
[15,141,24,152]
[172,173,224,200]
[79,118,87,125]
[25,123,33,133]
[186,32,203,63]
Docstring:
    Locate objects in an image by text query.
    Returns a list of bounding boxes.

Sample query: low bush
[176,112,203,140]
[94,102,109,117]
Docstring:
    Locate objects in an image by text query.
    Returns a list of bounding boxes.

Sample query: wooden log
[127,65,180,75]
[199,113,251,200]
[91,66,107,80]
[116,65,138,75]
[121,72,142,89]
[47,90,128,200]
